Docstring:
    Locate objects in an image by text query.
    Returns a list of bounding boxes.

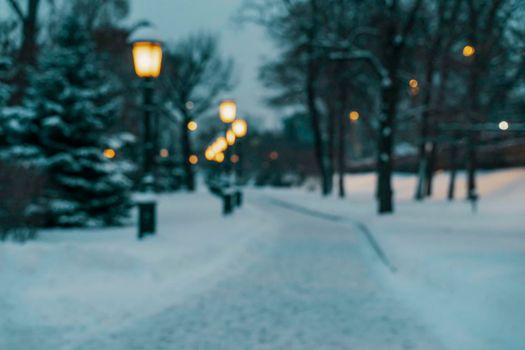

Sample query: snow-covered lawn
[261,168,525,350]
[0,192,275,349]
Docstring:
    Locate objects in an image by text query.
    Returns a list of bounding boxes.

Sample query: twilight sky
[128,0,277,128]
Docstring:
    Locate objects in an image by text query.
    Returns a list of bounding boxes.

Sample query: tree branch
[6,0,26,21]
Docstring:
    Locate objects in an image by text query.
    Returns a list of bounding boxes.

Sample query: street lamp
[463,45,476,57]
[219,99,237,123]
[218,100,237,185]
[231,119,248,186]
[226,129,236,146]
[232,119,248,138]
[131,28,163,190]
[103,148,116,159]
[215,152,225,163]
[130,27,163,239]
[187,121,198,131]
[132,41,163,78]
[216,136,228,151]
[349,111,360,123]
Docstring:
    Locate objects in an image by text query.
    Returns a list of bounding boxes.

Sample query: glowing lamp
[188,121,198,131]
[132,41,163,78]
[463,45,475,57]
[232,119,248,138]
[189,155,199,165]
[215,152,225,163]
[499,121,509,131]
[216,137,228,151]
[205,149,214,161]
[226,130,236,145]
[349,111,360,122]
[103,148,116,159]
[219,100,237,123]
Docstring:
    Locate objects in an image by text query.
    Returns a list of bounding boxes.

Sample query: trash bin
[138,201,156,239]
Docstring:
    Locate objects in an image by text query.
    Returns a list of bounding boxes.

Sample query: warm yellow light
[219,100,237,123]
[215,152,225,163]
[463,45,475,57]
[231,154,240,164]
[226,130,236,145]
[132,41,163,78]
[160,148,169,158]
[409,79,418,88]
[189,155,199,165]
[499,121,509,131]
[103,148,116,159]
[349,111,360,122]
[269,151,279,161]
[232,119,248,138]
[187,121,198,131]
[204,149,213,160]
[216,137,228,151]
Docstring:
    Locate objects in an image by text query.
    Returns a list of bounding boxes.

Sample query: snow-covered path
[76,196,442,350]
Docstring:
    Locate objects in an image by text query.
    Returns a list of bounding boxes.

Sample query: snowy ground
[262,168,525,350]
[1,169,524,349]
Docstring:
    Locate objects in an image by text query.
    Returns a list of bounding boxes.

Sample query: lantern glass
[226,130,236,145]
[132,41,163,78]
[219,100,237,123]
[216,137,228,151]
[215,152,225,163]
[232,119,248,138]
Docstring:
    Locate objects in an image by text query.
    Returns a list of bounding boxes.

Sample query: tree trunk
[337,86,347,199]
[415,46,437,200]
[9,0,40,104]
[377,46,401,214]
[20,0,39,66]
[327,109,336,196]
[466,63,480,201]
[425,141,437,197]
[306,51,329,196]
[447,143,457,201]
[377,89,395,213]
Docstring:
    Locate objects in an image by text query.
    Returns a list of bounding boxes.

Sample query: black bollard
[235,191,243,207]
[138,201,156,239]
[223,193,234,215]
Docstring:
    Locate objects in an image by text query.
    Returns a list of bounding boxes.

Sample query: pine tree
[20,17,133,227]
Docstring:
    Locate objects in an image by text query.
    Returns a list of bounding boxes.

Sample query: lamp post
[231,119,248,184]
[219,100,237,181]
[131,28,163,239]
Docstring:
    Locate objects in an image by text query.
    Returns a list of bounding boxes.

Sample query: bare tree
[413,0,463,201]
[161,33,233,191]
[463,0,515,201]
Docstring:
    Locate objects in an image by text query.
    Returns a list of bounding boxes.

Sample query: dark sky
[129,0,278,128]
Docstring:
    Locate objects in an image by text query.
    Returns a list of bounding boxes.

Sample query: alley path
[78,195,443,350]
